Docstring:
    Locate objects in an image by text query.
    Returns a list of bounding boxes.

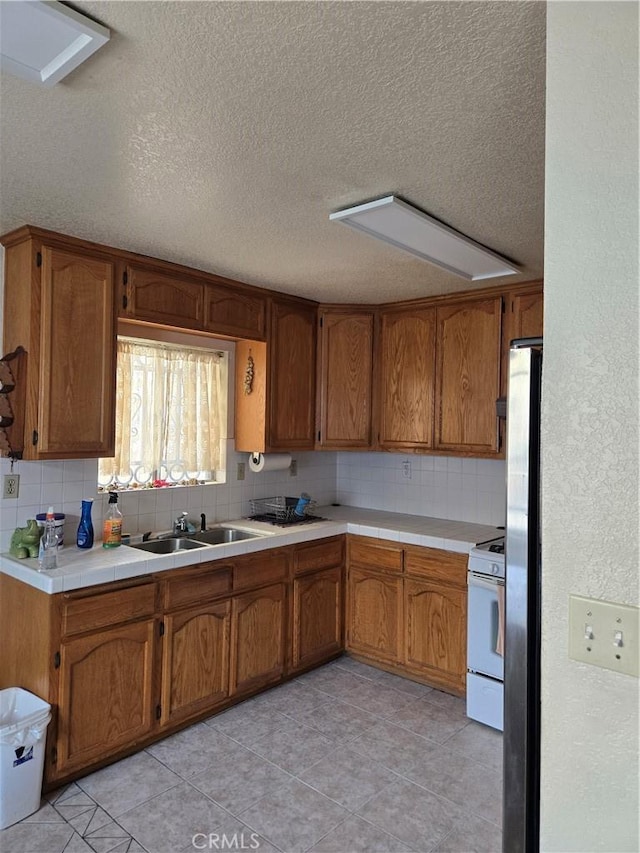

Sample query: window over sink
[98,336,228,490]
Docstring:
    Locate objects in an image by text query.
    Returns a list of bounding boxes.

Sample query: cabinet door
[122,265,204,330]
[511,290,543,340]
[346,568,402,664]
[38,246,116,457]
[161,600,230,726]
[204,282,266,340]
[378,308,436,450]
[292,567,343,671]
[500,286,543,404]
[434,297,502,454]
[268,300,316,450]
[317,311,375,448]
[55,620,156,776]
[404,577,466,695]
[230,583,287,695]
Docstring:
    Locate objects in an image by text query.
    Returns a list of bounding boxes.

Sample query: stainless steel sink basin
[189,528,261,545]
[130,538,208,554]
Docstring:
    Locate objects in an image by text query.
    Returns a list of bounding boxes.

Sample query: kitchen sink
[189,528,261,545]
[129,538,208,554]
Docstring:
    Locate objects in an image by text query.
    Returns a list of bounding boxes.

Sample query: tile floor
[1,656,503,853]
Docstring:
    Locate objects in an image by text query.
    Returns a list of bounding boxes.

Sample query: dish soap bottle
[77,498,94,549]
[38,506,58,571]
[102,492,122,548]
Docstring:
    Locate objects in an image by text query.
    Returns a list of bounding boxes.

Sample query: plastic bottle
[102,492,122,548]
[38,506,58,571]
[294,492,311,517]
[76,499,94,549]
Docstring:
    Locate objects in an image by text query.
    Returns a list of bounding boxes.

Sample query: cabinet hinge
[123,270,128,285]
[155,704,162,720]
[498,432,503,450]
[36,251,42,268]
[319,316,323,328]
[317,430,321,442]
[32,430,38,446]
[51,747,57,765]
[54,651,60,669]
[501,298,506,313]
[159,621,165,637]
[122,294,128,310]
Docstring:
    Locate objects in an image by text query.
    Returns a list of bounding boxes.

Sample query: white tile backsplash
[336,451,506,526]
[0,444,506,551]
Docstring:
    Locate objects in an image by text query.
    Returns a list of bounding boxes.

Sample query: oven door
[467,572,504,681]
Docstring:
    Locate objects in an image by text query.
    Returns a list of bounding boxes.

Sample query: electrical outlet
[3,473,19,499]
[402,460,412,479]
[290,459,298,477]
[236,462,245,481]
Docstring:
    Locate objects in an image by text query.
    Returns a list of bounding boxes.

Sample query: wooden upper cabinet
[317,310,375,449]
[500,285,543,400]
[235,298,317,453]
[204,282,267,340]
[378,308,436,450]
[268,299,317,450]
[1,232,117,459]
[122,264,205,330]
[434,297,502,454]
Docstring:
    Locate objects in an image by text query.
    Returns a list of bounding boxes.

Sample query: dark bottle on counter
[76,498,94,549]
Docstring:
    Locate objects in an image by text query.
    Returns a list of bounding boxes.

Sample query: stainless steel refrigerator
[503,337,543,853]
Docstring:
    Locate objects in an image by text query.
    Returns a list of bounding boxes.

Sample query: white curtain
[99,338,227,489]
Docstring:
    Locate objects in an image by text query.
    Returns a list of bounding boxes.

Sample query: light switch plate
[569,594,639,677]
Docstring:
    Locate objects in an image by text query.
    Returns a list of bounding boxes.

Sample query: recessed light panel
[0,1,109,87]
[330,195,520,281]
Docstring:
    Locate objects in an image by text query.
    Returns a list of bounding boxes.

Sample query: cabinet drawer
[163,564,233,611]
[293,536,344,576]
[404,546,467,587]
[348,536,403,573]
[234,550,288,591]
[62,582,156,636]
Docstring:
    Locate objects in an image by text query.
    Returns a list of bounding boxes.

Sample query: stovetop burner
[488,541,504,554]
[247,513,327,527]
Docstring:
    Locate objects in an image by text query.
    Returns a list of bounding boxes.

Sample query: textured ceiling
[0,1,546,303]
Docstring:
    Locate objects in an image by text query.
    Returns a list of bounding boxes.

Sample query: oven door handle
[468,572,505,591]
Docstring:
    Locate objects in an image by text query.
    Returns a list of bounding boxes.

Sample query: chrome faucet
[173,512,189,534]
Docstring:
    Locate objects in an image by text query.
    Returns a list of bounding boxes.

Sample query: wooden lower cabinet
[404,577,466,694]
[345,537,468,696]
[230,583,287,695]
[347,567,402,664]
[55,619,156,777]
[292,566,343,671]
[161,601,230,726]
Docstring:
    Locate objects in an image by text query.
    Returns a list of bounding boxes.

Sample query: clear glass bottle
[102,492,122,548]
[38,506,58,571]
[77,498,94,549]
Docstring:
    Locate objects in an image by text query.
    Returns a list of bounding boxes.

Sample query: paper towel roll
[248,452,292,473]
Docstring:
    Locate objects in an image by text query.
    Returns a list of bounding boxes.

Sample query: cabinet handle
[155,704,162,720]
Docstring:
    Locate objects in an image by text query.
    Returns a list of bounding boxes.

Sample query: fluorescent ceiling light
[0,0,110,87]
[330,195,520,281]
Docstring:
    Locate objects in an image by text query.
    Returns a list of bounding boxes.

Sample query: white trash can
[0,688,51,829]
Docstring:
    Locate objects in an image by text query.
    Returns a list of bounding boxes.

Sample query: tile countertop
[0,506,503,595]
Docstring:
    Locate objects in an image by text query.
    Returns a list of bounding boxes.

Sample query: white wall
[542,3,639,850]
